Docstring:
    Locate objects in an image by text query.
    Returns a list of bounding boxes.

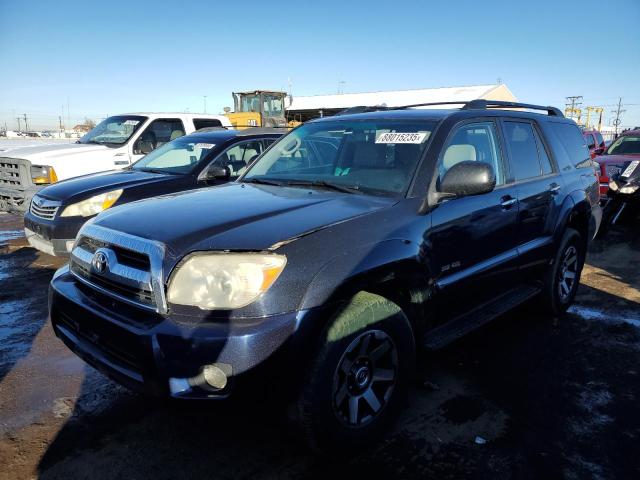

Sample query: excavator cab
[226,90,288,129]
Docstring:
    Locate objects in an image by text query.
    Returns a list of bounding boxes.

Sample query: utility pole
[565,96,583,122]
[611,97,625,136]
[22,113,29,132]
[16,117,21,132]
[58,115,63,131]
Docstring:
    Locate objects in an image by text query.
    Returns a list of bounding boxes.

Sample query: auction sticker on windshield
[124,120,140,126]
[622,160,639,178]
[195,143,215,150]
[376,132,429,144]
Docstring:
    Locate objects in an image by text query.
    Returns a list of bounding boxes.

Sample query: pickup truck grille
[0,159,23,187]
[606,164,623,178]
[30,195,61,220]
[69,224,167,313]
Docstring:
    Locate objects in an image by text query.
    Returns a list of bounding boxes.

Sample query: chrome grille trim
[30,195,61,220]
[70,223,168,314]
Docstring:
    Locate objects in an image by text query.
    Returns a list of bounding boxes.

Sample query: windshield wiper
[242,177,285,186]
[136,168,178,175]
[284,179,362,194]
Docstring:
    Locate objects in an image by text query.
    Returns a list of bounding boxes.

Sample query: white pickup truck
[0,112,232,213]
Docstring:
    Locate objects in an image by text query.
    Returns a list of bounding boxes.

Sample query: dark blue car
[24,128,283,256]
[49,101,601,452]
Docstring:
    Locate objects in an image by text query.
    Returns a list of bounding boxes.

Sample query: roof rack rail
[393,100,563,117]
[336,105,390,116]
[235,127,289,135]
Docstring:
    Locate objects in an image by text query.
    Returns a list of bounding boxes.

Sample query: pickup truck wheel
[298,292,415,454]
[541,227,585,316]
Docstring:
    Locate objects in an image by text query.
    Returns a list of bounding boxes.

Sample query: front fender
[299,238,426,311]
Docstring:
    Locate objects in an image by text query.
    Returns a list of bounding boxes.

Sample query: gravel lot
[1,212,639,479]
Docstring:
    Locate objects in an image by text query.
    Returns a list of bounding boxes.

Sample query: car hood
[37,169,177,203]
[3,142,110,161]
[93,183,396,255]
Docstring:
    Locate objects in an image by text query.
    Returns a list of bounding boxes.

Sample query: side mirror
[203,165,231,182]
[440,161,496,197]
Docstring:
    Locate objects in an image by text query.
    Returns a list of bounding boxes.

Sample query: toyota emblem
[91,250,109,274]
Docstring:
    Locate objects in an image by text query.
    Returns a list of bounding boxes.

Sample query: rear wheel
[541,227,585,316]
[298,292,415,453]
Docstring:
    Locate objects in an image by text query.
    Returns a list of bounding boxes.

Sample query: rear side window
[194,118,223,130]
[550,123,591,168]
[504,122,543,181]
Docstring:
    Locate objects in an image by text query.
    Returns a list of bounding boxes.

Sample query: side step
[423,285,541,350]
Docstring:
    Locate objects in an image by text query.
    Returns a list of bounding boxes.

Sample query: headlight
[31,165,58,185]
[60,189,123,217]
[608,180,618,191]
[167,253,287,310]
[620,184,639,194]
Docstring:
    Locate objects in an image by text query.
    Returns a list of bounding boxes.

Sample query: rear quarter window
[549,123,591,168]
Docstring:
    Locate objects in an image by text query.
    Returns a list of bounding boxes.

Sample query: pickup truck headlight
[31,165,58,185]
[608,180,618,191]
[60,189,123,217]
[620,184,639,194]
[167,253,287,310]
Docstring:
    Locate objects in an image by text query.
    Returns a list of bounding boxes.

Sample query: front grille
[30,196,60,220]
[77,237,151,270]
[69,224,167,313]
[0,159,23,187]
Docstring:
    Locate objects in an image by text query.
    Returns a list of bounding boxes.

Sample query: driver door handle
[500,195,518,209]
[549,183,561,194]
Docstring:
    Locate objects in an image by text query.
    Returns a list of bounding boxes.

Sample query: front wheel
[297,292,415,453]
[540,227,586,316]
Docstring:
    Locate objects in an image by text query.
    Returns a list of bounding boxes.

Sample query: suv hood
[94,183,396,254]
[37,169,177,203]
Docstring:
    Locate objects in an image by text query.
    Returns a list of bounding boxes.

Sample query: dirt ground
[0,212,638,480]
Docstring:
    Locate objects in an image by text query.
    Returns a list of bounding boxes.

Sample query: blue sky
[1,0,639,129]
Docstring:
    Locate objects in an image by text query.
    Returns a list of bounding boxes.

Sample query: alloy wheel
[558,244,578,301]
[332,330,398,427]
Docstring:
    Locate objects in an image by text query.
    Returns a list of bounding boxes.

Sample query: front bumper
[49,267,312,399]
[24,210,87,257]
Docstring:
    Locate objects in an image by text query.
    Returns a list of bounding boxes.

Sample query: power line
[611,98,626,135]
[565,96,583,121]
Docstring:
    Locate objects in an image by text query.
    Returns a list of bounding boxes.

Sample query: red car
[583,129,606,158]
[597,129,640,197]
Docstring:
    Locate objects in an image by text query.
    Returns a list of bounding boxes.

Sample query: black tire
[298,291,415,454]
[541,227,585,316]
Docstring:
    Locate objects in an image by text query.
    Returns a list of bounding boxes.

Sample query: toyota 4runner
[49,100,601,451]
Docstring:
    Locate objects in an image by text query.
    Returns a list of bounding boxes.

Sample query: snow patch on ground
[568,304,640,328]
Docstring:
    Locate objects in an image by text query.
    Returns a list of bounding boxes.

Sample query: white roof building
[286,84,517,121]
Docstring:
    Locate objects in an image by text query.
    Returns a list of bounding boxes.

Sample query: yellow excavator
[224,90,300,129]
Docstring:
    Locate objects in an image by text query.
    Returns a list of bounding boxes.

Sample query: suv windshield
[131,136,217,175]
[79,115,147,145]
[607,135,640,155]
[242,120,436,196]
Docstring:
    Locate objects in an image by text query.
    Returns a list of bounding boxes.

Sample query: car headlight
[60,189,123,217]
[608,180,618,191]
[167,253,287,310]
[620,184,639,194]
[31,165,58,185]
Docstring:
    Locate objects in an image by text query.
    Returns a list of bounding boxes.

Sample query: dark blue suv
[49,100,601,451]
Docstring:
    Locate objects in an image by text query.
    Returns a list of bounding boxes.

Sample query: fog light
[203,364,228,390]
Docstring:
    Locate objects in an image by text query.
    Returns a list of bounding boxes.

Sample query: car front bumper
[24,210,87,257]
[49,266,316,399]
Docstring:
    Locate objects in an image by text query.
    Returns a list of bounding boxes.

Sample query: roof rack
[234,127,289,136]
[395,100,564,117]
